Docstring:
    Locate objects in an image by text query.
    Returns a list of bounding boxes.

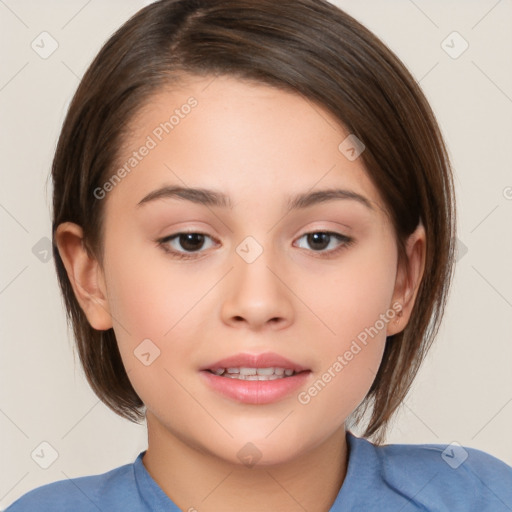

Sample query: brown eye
[158,232,217,259]
[306,232,330,251]
[176,233,206,252]
[295,231,353,253]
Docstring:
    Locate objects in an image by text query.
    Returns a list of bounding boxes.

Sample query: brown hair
[51,0,456,441]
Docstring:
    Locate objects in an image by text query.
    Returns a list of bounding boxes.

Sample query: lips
[199,352,311,405]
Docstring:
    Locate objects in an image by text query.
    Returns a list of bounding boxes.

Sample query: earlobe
[388,221,426,335]
[54,222,113,330]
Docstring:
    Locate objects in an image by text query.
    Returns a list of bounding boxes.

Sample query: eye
[158,232,217,259]
[157,230,354,260]
[294,231,354,255]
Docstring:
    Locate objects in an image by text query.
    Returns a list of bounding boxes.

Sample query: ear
[387,221,426,336]
[54,222,113,330]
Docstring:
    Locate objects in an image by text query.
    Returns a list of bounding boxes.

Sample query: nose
[220,245,294,331]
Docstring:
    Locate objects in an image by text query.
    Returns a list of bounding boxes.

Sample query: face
[69,74,417,466]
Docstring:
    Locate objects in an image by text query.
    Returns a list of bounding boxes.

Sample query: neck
[142,413,348,512]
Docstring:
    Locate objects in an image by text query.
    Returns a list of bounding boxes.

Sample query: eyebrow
[136,185,375,212]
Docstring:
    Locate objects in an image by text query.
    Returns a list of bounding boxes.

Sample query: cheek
[100,233,196,378]
[103,230,197,338]
[101,228,225,393]
[296,234,397,413]
[311,232,398,343]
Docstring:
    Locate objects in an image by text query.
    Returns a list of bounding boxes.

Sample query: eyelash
[157,230,355,260]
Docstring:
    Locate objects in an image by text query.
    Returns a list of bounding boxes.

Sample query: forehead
[107,74,387,216]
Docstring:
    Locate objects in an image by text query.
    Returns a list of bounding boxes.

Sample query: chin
[205,429,315,468]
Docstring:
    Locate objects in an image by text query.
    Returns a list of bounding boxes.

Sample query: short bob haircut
[51,0,456,442]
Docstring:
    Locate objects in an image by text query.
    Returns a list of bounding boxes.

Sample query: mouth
[199,352,311,404]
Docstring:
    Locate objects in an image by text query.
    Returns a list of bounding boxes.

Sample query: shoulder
[4,456,142,512]
[350,433,512,511]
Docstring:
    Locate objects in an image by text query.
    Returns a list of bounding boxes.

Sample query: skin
[56,74,425,512]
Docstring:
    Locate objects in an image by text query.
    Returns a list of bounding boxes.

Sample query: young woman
[6,0,512,510]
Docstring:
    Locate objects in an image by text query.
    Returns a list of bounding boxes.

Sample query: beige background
[1,0,511,508]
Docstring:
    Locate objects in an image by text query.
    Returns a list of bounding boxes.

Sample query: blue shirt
[6,433,512,511]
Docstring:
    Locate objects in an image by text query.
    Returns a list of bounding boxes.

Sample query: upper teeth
[211,367,296,379]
